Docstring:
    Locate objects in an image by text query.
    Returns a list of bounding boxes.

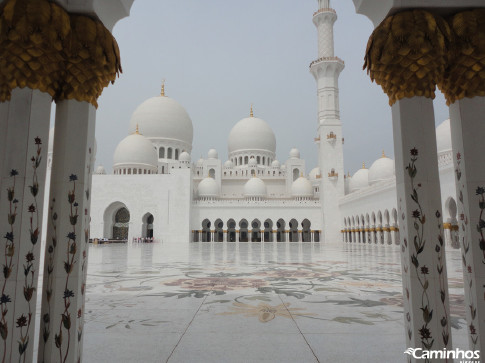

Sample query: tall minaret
[310,0,345,243]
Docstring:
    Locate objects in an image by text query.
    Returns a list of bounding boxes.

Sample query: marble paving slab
[76,242,467,363]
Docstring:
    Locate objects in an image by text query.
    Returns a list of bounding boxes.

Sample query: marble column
[0,88,51,363]
[393,97,452,355]
[38,100,96,363]
[449,96,485,352]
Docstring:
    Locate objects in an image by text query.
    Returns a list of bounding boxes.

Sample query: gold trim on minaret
[161,79,166,97]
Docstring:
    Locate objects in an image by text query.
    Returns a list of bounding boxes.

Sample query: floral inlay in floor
[76,242,467,363]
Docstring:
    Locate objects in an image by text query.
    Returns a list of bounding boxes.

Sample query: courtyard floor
[81,242,468,363]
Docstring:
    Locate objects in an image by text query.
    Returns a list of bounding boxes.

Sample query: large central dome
[129,95,193,147]
[227,116,276,155]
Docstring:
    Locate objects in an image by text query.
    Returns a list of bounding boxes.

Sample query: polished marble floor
[81,242,467,363]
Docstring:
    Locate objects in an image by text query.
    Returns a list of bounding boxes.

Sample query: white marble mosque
[0,0,485,362]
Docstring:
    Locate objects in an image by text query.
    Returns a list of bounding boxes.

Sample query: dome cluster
[349,154,395,193]
[347,120,451,194]
[112,87,194,175]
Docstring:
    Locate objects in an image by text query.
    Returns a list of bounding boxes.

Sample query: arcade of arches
[193,218,319,242]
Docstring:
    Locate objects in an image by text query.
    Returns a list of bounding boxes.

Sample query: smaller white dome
[179,151,191,162]
[271,160,280,168]
[248,157,257,167]
[208,149,218,159]
[244,177,267,198]
[113,133,158,169]
[289,148,300,159]
[291,177,313,198]
[196,158,204,167]
[369,153,395,184]
[197,177,219,198]
[95,165,106,175]
[350,165,369,192]
[309,167,321,180]
[224,160,234,168]
[436,119,451,153]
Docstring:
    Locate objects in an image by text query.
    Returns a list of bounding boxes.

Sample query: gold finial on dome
[381,150,386,158]
[362,162,366,169]
[250,104,254,118]
[134,124,140,135]
[161,79,166,97]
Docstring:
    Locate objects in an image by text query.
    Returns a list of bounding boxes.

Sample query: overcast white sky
[90,0,450,175]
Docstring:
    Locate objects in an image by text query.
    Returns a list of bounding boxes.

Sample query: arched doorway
[227,219,236,242]
[289,218,299,242]
[113,207,130,240]
[276,219,286,242]
[302,219,311,242]
[239,219,249,242]
[251,219,261,242]
[202,219,211,242]
[142,213,154,238]
[263,219,273,242]
[214,219,224,242]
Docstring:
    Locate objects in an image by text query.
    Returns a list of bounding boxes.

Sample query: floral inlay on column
[406,148,434,353]
[17,137,42,362]
[55,174,78,363]
[77,146,93,360]
[399,198,413,344]
[455,151,479,348]
[1,169,18,363]
[42,198,57,363]
[434,209,450,348]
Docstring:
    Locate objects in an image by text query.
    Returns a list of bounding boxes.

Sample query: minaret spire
[310,0,345,243]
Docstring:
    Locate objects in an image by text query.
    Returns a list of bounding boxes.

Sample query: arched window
[244,156,248,164]
[262,157,265,165]
[239,157,242,165]
[257,156,261,164]
[159,147,165,159]
[175,149,179,160]
[293,168,299,181]
[209,169,215,178]
[128,169,131,174]
[167,148,173,159]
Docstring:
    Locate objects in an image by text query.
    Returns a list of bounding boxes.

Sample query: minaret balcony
[313,8,336,17]
[309,56,344,69]
[328,171,338,180]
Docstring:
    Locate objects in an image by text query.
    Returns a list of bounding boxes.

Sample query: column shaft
[0,88,51,363]
[449,96,485,351]
[38,100,96,363]
[392,97,452,357]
